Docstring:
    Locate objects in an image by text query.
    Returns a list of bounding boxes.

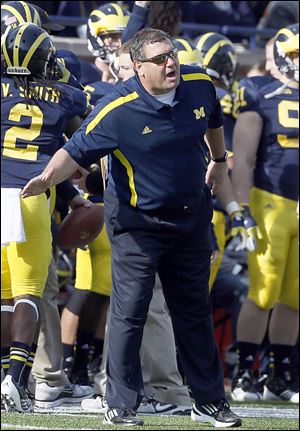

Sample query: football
[58,204,104,249]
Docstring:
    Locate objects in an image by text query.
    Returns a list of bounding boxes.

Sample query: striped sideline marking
[234,406,299,418]
[34,405,299,418]
[36,404,298,418]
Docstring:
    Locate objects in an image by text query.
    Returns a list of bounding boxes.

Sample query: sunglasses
[137,48,178,65]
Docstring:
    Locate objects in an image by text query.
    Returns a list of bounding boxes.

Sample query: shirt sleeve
[63,97,119,169]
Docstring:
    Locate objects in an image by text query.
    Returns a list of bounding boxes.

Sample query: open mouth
[166,70,176,78]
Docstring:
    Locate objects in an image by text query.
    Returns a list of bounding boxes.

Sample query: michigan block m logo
[193,107,205,120]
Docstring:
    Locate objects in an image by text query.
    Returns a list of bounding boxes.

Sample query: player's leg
[70,223,111,385]
[2,194,52,412]
[263,207,299,403]
[231,188,293,401]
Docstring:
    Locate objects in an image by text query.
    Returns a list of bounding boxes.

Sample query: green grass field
[1,402,299,430]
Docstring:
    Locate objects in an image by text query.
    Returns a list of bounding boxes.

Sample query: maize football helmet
[1,1,41,42]
[194,32,237,90]
[173,38,202,66]
[87,3,129,63]
[2,23,57,78]
[274,23,299,82]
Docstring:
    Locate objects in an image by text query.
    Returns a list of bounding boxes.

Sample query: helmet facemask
[275,41,299,82]
[274,24,299,83]
[45,47,63,80]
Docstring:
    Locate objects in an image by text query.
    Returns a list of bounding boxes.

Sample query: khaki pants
[140,276,191,405]
[31,255,69,388]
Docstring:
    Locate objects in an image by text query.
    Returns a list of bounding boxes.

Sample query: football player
[1,1,41,45]
[173,37,202,66]
[231,23,299,403]
[60,93,113,388]
[87,2,130,84]
[1,23,89,412]
[195,32,248,289]
[60,183,112,386]
[1,1,83,89]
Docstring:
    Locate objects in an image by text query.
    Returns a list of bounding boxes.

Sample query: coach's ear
[133,60,144,77]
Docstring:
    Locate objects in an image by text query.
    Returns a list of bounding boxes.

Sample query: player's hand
[240,204,263,252]
[135,1,151,7]
[229,211,248,251]
[21,167,55,198]
[69,194,91,210]
[205,161,228,195]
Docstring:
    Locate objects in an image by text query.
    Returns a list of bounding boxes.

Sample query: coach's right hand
[205,161,228,195]
[21,167,55,198]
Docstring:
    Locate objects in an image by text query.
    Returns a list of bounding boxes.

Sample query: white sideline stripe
[34,410,99,417]
[31,405,299,418]
[233,407,299,419]
[34,412,101,418]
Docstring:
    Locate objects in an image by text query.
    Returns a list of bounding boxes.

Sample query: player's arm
[231,111,263,251]
[122,1,151,43]
[215,175,248,251]
[231,111,262,203]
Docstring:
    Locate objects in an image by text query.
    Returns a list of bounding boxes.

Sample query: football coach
[22,28,242,428]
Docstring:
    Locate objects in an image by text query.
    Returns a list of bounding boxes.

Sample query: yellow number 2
[3,103,43,161]
[277,100,299,148]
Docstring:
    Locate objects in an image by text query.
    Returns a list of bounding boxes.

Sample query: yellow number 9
[3,103,43,161]
[277,100,299,148]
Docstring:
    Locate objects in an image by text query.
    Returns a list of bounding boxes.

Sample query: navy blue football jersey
[1,77,88,188]
[238,77,299,201]
[235,75,274,113]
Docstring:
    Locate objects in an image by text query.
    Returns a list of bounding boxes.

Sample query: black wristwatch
[211,151,228,163]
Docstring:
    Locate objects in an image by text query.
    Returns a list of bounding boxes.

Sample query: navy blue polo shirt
[64,65,223,210]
